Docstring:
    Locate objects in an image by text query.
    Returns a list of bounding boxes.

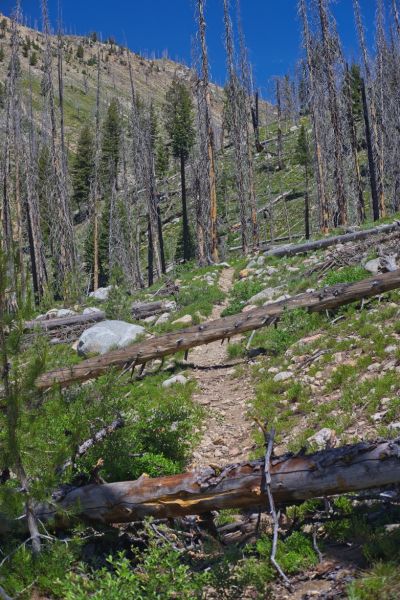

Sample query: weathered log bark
[36,269,400,389]
[131,301,175,320]
[34,440,400,527]
[263,221,400,258]
[24,311,106,332]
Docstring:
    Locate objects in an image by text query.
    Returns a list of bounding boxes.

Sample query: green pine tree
[94,99,121,286]
[0,45,4,63]
[165,80,195,262]
[76,44,84,60]
[72,124,94,211]
[29,51,38,67]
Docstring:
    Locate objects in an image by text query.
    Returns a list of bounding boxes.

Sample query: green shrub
[56,534,210,599]
[222,279,265,317]
[323,266,368,287]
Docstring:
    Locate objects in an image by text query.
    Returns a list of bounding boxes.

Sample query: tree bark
[180,152,190,262]
[36,268,400,389]
[33,440,400,527]
[24,311,106,332]
[264,221,400,258]
[361,78,379,221]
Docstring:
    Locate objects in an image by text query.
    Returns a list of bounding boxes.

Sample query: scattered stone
[155,312,170,326]
[248,286,284,304]
[364,258,380,275]
[162,374,188,388]
[287,266,300,272]
[77,320,145,356]
[308,428,336,449]
[89,286,114,301]
[164,300,177,312]
[371,411,387,422]
[268,367,279,374]
[143,315,157,324]
[385,345,397,354]
[388,422,400,431]
[216,262,231,268]
[172,314,193,326]
[264,294,291,305]
[83,307,103,315]
[265,266,278,276]
[273,371,293,382]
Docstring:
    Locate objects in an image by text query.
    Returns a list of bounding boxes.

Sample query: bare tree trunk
[299,0,329,233]
[317,0,347,226]
[276,78,285,170]
[344,63,365,223]
[197,0,218,262]
[31,440,400,527]
[353,0,384,220]
[180,152,191,261]
[361,78,379,221]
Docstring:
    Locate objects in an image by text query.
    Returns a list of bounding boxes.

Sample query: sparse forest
[1,0,400,597]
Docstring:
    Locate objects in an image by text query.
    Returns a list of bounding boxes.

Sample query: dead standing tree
[299,0,330,233]
[223,0,257,255]
[196,0,219,263]
[41,0,76,297]
[353,0,383,221]
[317,0,348,226]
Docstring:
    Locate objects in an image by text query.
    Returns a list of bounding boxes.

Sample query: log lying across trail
[24,311,106,332]
[36,440,400,527]
[36,269,400,390]
[264,221,400,258]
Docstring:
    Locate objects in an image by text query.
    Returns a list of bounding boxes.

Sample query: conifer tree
[98,99,121,285]
[72,124,94,211]
[0,45,4,62]
[165,80,196,261]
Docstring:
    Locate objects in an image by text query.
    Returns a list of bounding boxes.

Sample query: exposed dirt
[189,268,255,468]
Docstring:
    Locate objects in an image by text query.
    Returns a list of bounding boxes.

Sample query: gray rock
[265,266,278,276]
[388,422,400,431]
[385,345,397,354]
[144,315,157,324]
[307,428,336,449]
[172,314,193,326]
[155,312,170,326]
[162,374,188,388]
[164,301,177,312]
[246,259,257,269]
[77,320,145,356]
[364,258,380,275]
[273,371,293,382]
[257,256,266,266]
[89,286,114,301]
[264,294,291,306]
[83,307,103,315]
[248,286,284,305]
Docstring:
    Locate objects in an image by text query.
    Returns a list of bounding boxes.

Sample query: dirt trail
[189,268,254,468]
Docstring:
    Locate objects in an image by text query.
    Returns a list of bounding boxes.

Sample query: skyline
[2,1,377,100]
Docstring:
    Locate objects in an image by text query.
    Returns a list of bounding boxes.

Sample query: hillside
[3,3,400,600]
[0,12,228,148]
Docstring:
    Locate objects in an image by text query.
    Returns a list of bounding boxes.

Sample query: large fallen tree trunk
[264,221,400,258]
[131,300,176,320]
[24,311,106,332]
[36,269,400,389]
[34,440,400,528]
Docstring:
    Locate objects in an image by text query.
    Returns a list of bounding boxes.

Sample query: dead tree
[317,0,347,226]
[25,69,48,302]
[196,0,219,263]
[275,78,285,170]
[299,0,329,233]
[344,64,365,223]
[353,0,383,220]
[41,0,76,296]
[30,439,400,527]
[223,0,256,254]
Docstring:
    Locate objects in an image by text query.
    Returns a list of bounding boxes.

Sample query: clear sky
[2,0,377,99]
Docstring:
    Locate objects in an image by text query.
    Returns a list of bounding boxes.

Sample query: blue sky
[2,0,377,99]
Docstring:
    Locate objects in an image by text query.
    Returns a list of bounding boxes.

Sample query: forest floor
[189,267,255,468]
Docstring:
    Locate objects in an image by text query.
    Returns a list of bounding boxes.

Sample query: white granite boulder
[77,320,145,356]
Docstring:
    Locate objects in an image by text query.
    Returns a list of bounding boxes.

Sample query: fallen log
[34,440,400,528]
[24,311,106,332]
[36,269,400,389]
[264,221,400,258]
[131,300,175,320]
